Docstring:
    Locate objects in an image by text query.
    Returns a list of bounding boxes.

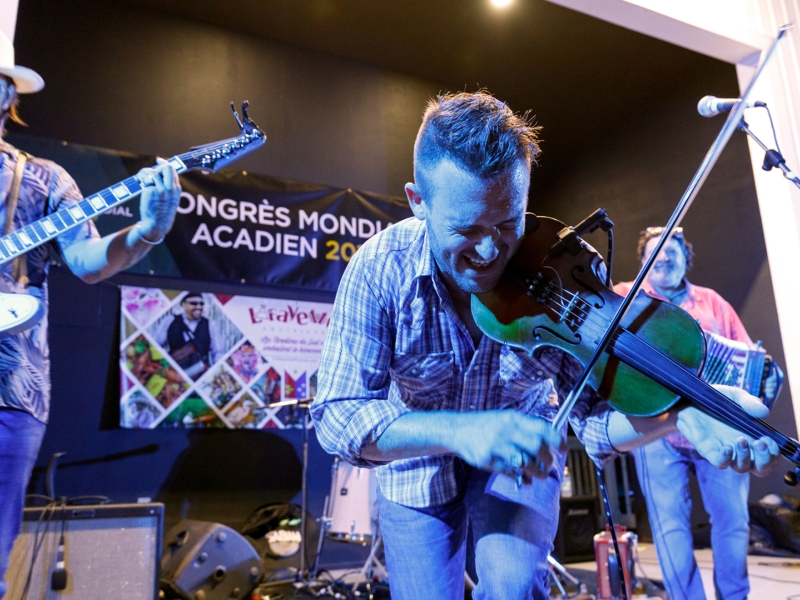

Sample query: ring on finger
[509,451,525,469]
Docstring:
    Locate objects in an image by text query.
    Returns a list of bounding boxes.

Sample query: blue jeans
[378,459,561,600]
[635,439,750,600]
[0,408,46,599]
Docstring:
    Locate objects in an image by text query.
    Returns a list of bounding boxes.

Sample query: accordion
[700,331,783,409]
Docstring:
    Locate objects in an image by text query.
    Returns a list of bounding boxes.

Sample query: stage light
[491,0,513,7]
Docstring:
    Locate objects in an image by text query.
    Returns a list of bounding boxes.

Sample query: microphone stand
[550,23,792,432]
[738,119,800,189]
[266,397,315,584]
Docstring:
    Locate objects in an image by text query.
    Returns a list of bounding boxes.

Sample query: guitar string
[2,134,261,256]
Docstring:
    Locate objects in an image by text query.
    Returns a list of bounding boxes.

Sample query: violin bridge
[559,293,579,324]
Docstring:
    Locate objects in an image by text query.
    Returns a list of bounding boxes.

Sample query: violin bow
[552,24,793,432]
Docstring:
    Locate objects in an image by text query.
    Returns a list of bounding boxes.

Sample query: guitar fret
[68,205,85,221]
[41,217,58,236]
[123,177,142,195]
[0,132,263,270]
[27,225,42,243]
[78,199,96,217]
[8,233,24,251]
[31,222,48,241]
[58,209,75,227]
[17,229,34,247]
[111,183,130,201]
[99,189,117,207]
[2,238,16,256]
[52,213,68,231]
[88,194,107,211]
[169,156,187,173]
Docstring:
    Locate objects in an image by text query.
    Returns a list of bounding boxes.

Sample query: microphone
[50,532,67,590]
[697,95,766,117]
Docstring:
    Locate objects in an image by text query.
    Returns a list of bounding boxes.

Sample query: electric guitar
[0,102,266,338]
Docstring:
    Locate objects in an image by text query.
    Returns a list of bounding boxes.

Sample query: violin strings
[527,284,798,456]
[615,333,797,455]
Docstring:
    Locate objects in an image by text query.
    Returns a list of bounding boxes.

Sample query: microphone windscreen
[697,96,717,117]
[51,569,68,591]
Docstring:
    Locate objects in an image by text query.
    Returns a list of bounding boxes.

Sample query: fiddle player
[0,33,181,597]
[614,227,782,600]
[310,91,780,600]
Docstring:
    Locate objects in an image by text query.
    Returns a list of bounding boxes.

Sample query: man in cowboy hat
[0,31,182,595]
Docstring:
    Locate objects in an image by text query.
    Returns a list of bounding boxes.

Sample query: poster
[120,286,332,429]
[97,170,411,291]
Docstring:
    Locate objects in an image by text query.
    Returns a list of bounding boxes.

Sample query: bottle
[561,466,573,497]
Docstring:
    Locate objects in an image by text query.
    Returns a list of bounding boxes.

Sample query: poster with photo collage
[120,286,331,429]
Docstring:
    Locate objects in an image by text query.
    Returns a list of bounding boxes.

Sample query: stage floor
[568,543,800,599]
[260,543,800,599]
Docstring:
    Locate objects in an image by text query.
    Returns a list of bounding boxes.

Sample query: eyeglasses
[184,300,204,306]
[643,226,684,240]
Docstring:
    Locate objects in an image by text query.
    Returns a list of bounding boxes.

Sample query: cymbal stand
[547,554,589,599]
[349,519,388,597]
[310,492,329,577]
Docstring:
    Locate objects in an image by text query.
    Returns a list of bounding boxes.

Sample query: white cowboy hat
[0,30,43,94]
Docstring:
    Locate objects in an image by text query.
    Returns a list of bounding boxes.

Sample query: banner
[98,170,412,292]
[120,286,332,429]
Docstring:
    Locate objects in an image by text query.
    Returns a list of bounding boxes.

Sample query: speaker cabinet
[161,520,263,600]
[553,496,599,563]
[6,503,163,600]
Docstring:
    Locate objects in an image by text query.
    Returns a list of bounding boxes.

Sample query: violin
[472,213,800,483]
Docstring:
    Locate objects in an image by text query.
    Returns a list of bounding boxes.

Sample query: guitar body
[0,292,43,339]
[0,102,265,339]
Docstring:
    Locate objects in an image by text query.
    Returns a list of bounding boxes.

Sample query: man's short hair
[181,292,204,303]
[413,90,541,196]
[637,227,694,271]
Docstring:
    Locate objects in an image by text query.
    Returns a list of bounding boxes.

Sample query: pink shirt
[612,279,752,448]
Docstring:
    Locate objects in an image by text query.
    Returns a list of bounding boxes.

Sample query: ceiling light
[491,0,513,7]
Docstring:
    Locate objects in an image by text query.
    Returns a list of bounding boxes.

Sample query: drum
[326,458,378,543]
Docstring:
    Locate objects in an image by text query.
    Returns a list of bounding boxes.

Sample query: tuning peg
[230,101,244,131]
[784,469,799,486]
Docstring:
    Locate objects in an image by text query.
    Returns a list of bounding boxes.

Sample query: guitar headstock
[182,101,267,173]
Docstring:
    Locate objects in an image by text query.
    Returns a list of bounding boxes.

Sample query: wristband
[136,221,164,245]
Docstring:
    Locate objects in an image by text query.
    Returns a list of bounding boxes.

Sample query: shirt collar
[415,224,434,280]
[640,278,697,306]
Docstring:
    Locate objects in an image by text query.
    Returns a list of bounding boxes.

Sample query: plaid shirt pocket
[390,351,454,411]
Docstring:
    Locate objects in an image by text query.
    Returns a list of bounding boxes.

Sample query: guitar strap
[3,149,29,286]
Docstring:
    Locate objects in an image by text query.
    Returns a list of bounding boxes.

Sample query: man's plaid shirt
[311,218,618,508]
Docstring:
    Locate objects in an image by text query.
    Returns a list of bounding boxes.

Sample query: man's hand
[138,157,181,241]
[676,384,780,476]
[449,411,565,482]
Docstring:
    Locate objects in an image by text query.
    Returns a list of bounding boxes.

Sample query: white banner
[119,285,331,429]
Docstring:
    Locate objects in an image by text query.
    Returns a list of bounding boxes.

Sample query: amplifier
[5,502,163,600]
[552,496,599,563]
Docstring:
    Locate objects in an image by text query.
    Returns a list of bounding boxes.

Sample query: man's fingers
[515,418,564,452]
[713,384,769,418]
[753,438,780,476]
[731,438,752,473]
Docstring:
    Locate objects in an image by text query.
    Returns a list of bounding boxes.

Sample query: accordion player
[700,331,785,409]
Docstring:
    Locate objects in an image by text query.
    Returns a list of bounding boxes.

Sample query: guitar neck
[611,328,800,462]
[0,155,189,267]
[0,118,266,267]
